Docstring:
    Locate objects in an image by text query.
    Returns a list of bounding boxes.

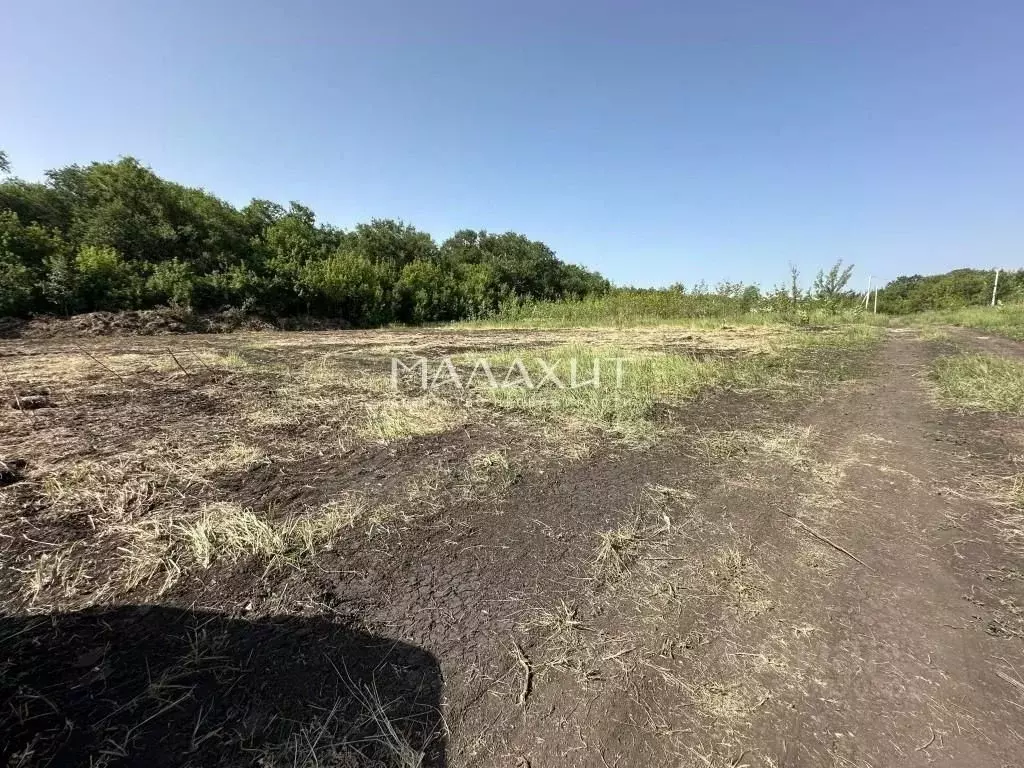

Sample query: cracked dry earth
[468,332,1024,767]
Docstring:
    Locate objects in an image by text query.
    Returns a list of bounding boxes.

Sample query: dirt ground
[1,324,1022,767]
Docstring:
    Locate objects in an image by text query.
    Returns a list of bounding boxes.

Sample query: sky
[3,0,1022,289]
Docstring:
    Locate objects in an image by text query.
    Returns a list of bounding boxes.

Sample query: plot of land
[1,322,1022,767]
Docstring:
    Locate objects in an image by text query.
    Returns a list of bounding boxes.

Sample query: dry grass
[0,322,889,765]
[594,516,647,581]
[587,485,694,588]
[708,549,775,617]
[697,424,845,494]
[447,326,879,443]
[191,441,269,474]
[179,503,289,568]
[258,682,432,768]
[179,495,381,569]
[25,545,86,603]
[932,468,1024,555]
[932,353,1024,413]
[697,424,815,467]
[360,396,465,442]
[463,449,519,496]
[21,493,387,609]
[521,601,594,677]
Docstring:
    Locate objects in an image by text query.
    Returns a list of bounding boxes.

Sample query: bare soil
[1,326,1022,767]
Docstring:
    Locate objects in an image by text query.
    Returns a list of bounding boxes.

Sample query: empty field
[2,321,1023,767]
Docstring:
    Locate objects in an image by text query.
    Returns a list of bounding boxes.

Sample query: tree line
[0,152,609,323]
[875,268,1022,314]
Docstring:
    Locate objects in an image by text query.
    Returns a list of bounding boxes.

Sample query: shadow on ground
[1,605,445,767]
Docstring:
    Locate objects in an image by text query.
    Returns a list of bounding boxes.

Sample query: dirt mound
[0,309,353,339]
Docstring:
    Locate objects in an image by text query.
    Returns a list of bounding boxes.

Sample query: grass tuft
[907,303,1024,341]
[178,503,288,568]
[932,354,1024,413]
[179,496,378,570]
[361,397,464,442]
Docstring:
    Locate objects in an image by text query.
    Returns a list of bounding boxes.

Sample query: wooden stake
[75,345,127,385]
[167,349,192,377]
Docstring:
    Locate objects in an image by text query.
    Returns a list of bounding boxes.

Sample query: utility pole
[992,268,1001,306]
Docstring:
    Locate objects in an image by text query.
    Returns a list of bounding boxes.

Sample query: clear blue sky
[3,0,1022,288]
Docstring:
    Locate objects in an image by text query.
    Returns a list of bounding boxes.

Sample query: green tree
[0,210,64,276]
[147,258,196,308]
[0,256,34,316]
[394,259,460,323]
[813,260,855,312]
[788,263,801,309]
[299,250,387,324]
[0,151,610,321]
[877,269,1021,314]
[75,245,140,311]
[43,252,78,315]
[351,219,438,279]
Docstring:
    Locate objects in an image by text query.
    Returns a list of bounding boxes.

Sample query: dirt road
[476,332,1024,767]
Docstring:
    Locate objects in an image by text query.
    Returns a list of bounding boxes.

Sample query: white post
[992,268,1001,306]
[873,287,878,314]
[864,276,872,309]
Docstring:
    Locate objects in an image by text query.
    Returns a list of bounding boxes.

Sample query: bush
[0,256,35,316]
[147,258,196,309]
[75,245,141,311]
[299,250,387,325]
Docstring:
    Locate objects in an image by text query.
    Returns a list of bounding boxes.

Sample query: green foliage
[461,279,874,329]
[470,286,768,327]
[147,259,196,309]
[0,210,66,275]
[813,260,855,312]
[394,259,457,323]
[0,152,607,322]
[298,250,387,324]
[0,210,63,315]
[0,257,35,316]
[42,252,77,315]
[878,268,1021,314]
[352,219,438,274]
[0,149,1011,329]
[74,245,140,311]
[907,304,1024,341]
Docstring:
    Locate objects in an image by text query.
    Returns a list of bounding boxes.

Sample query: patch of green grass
[932,353,1024,413]
[454,292,874,330]
[908,304,1024,341]
[454,326,879,440]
